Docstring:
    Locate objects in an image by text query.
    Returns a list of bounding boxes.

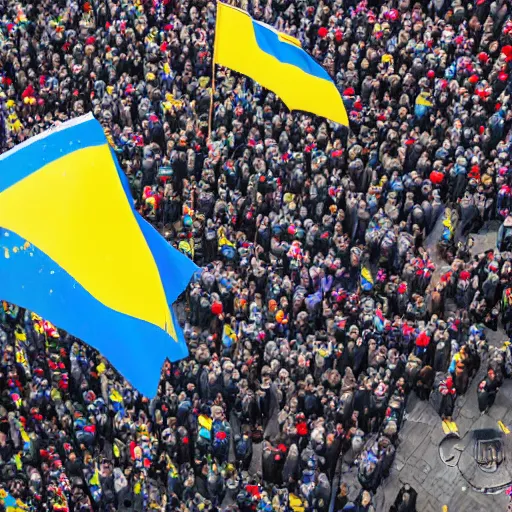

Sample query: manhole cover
[439,433,462,467]
[474,436,504,473]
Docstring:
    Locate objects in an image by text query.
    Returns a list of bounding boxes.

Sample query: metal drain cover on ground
[439,433,462,467]
[473,429,504,473]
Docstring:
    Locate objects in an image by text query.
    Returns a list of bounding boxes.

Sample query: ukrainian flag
[415,92,434,107]
[361,266,374,292]
[214,2,348,126]
[0,114,198,397]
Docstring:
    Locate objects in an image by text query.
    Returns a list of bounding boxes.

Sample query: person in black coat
[477,368,500,414]
[438,376,456,421]
[353,381,372,433]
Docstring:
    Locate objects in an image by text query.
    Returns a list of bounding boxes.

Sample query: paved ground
[372,373,512,512]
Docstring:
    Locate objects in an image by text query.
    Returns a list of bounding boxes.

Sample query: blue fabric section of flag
[361,282,373,291]
[361,276,374,291]
[135,214,199,305]
[252,21,331,82]
[0,228,182,397]
[0,118,105,194]
[109,147,200,306]
[170,306,188,360]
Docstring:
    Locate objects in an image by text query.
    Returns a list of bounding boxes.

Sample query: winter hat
[502,45,512,62]
[318,27,328,38]
[459,270,471,280]
[430,170,444,184]
[478,52,489,63]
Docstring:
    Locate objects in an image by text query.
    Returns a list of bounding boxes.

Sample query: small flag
[198,414,213,431]
[361,266,374,291]
[222,324,237,348]
[109,389,123,403]
[416,91,433,107]
[89,469,100,487]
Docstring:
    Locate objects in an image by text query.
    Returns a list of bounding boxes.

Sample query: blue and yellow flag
[222,323,237,348]
[361,266,374,292]
[415,92,433,107]
[0,487,29,512]
[214,2,348,126]
[0,114,197,397]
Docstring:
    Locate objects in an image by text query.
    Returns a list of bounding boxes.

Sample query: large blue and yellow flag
[0,114,197,397]
[214,2,349,126]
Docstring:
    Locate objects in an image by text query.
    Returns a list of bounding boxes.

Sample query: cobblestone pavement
[372,376,512,512]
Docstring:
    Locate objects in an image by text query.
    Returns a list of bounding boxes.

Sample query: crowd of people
[1,0,512,510]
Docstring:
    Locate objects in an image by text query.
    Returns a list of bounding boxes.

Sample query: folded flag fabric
[214,2,348,126]
[361,266,374,291]
[222,323,237,348]
[110,389,123,403]
[416,91,433,107]
[198,414,213,431]
[0,113,198,397]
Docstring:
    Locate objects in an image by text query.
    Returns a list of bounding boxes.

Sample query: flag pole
[208,64,216,139]
[208,2,218,139]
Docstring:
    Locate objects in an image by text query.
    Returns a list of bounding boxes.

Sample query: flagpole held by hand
[209,1,218,139]
[208,63,216,139]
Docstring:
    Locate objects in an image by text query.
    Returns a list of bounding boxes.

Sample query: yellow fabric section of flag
[14,330,26,342]
[278,33,301,47]
[198,414,213,431]
[110,389,123,403]
[20,427,30,444]
[223,323,237,341]
[0,144,176,340]
[416,92,433,107]
[214,2,348,126]
[361,266,374,284]
[498,420,511,434]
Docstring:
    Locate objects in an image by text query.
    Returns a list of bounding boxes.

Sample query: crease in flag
[0,113,198,397]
